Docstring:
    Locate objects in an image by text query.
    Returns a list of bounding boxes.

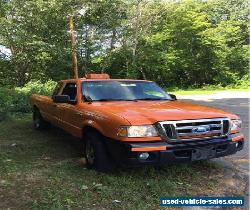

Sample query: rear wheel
[84,131,115,172]
[33,109,50,130]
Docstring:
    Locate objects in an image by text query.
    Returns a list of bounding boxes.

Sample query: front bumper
[105,133,244,167]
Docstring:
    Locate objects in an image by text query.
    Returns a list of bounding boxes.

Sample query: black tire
[84,131,115,172]
[33,108,50,130]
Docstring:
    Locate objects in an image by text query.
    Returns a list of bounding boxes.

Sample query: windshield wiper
[137,98,170,101]
[83,95,93,103]
[94,99,137,102]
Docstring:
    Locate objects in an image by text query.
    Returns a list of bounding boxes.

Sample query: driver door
[55,82,82,137]
[42,82,63,126]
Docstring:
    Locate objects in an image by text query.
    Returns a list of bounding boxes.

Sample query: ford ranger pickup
[30,74,244,171]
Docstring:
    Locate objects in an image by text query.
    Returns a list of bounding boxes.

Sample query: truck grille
[159,118,230,141]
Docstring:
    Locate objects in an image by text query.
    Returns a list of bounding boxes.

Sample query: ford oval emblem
[192,125,210,133]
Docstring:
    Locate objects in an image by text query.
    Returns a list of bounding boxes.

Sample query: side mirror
[169,94,177,100]
[53,95,70,103]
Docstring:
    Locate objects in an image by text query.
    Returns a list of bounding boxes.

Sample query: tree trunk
[68,16,79,79]
[110,29,116,51]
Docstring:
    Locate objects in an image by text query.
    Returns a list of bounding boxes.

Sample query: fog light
[139,152,149,160]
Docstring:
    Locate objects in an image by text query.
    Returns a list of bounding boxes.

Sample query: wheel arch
[83,124,116,171]
[33,105,39,111]
[32,105,39,120]
[82,124,103,141]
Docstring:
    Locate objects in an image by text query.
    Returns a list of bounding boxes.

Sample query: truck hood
[91,100,238,125]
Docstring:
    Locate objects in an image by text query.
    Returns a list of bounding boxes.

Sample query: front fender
[82,119,106,137]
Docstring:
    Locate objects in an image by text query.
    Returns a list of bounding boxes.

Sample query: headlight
[230,119,242,132]
[117,125,158,137]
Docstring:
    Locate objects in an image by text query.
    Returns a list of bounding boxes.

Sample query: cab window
[61,83,77,101]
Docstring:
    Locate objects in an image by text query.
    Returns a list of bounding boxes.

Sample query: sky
[0,45,11,58]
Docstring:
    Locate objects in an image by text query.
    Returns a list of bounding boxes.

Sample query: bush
[235,75,250,89]
[0,80,57,121]
[0,88,14,121]
[14,80,57,112]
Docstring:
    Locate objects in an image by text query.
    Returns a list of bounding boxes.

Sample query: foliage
[0,87,13,121]
[237,75,250,88]
[0,80,56,121]
[168,74,250,92]
[0,0,249,88]
[1,0,249,118]
[14,80,57,112]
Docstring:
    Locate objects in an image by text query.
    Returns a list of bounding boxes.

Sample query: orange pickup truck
[30,74,244,171]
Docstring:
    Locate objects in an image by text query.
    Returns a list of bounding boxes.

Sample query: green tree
[0,0,248,88]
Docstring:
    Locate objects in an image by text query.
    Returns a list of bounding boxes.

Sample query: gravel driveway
[179,91,249,209]
[179,91,249,173]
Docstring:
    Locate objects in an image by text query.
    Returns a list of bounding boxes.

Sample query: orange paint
[232,134,244,141]
[230,129,241,134]
[131,146,166,152]
[30,76,242,142]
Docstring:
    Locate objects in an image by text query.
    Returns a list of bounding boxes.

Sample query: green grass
[167,86,250,95]
[169,89,216,95]
[0,115,242,209]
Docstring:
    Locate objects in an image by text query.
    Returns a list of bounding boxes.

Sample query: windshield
[82,81,172,101]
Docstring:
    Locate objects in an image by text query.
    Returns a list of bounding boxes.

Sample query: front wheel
[84,131,116,172]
